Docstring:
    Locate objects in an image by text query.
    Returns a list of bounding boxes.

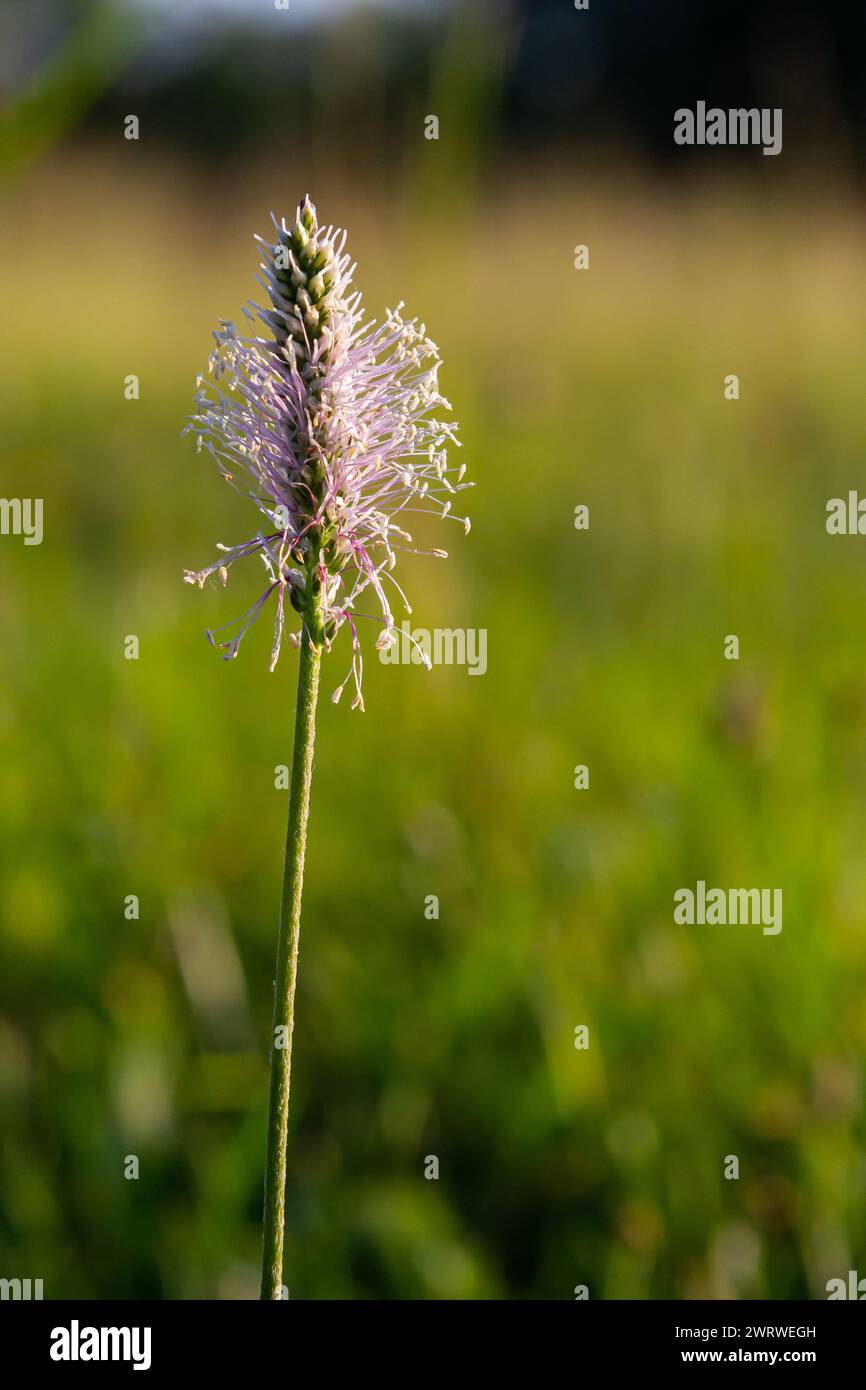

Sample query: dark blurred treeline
[3,0,866,181]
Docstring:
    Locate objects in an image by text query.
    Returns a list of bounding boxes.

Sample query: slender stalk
[261,631,322,1299]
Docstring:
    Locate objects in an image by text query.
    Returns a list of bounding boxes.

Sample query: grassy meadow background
[3,0,866,1301]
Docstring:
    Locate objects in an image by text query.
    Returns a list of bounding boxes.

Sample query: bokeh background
[3,0,866,1300]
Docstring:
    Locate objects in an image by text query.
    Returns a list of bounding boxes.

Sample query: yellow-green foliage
[1,158,865,1298]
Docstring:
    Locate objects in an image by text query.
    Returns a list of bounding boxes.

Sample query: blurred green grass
[1,154,866,1298]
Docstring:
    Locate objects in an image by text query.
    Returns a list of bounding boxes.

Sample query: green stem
[261,631,322,1299]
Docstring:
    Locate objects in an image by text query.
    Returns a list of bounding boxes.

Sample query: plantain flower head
[184,196,470,710]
